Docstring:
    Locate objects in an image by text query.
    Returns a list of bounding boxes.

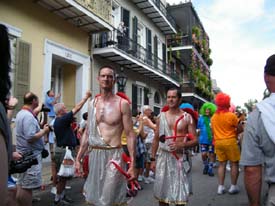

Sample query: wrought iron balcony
[167,34,210,72]
[36,0,113,32]
[92,29,181,86]
[131,0,176,34]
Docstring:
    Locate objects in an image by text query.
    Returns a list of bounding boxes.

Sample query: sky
[166,0,275,107]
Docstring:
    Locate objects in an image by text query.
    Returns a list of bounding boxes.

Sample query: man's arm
[7,96,18,121]
[244,165,262,206]
[28,124,50,143]
[121,100,136,180]
[150,117,160,172]
[143,116,156,130]
[137,115,147,140]
[241,110,263,206]
[33,103,43,116]
[183,115,198,148]
[75,128,89,176]
[72,91,92,115]
[75,100,91,176]
[51,93,61,106]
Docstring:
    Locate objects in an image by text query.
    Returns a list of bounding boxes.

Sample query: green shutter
[132,16,138,56]
[132,84,138,115]
[144,87,149,105]
[14,40,31,113]
[162,43,166,72]
[154,35,158,69]
[146,28,152,65]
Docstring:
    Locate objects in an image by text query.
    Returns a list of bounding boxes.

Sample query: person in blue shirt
[45,90,60,120]
[44,90,60,194]
[197,102,216,176]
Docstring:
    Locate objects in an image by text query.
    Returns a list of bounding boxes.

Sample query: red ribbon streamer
[109,160,141,191]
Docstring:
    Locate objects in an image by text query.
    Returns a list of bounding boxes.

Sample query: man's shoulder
[16,109,32,119]
[55,111,73,121]
[246,109,261,124]
[45,95,53,102]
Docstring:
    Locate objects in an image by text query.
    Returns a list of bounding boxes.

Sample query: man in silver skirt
[76,66,136,206]
[151,87,198,206]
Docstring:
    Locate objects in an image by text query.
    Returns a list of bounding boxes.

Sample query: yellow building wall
[62,64,76,111]
[0,0,89,98]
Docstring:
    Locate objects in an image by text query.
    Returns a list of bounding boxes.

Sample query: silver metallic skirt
[83,146,127,206]
[154,148,190,205]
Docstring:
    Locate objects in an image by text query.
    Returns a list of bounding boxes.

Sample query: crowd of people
[1,22,275,206]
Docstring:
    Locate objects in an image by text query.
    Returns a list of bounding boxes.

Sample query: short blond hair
[142,105,152,114]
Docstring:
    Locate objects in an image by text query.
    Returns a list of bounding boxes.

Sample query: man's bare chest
[166,114,187,133]
[95,102,121,126]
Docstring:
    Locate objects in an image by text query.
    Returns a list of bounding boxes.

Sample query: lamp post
[116,68,127,93]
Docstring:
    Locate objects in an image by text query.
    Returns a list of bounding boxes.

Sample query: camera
[41,104,51,112]
[9,151,38,174]
[48,125,54,131]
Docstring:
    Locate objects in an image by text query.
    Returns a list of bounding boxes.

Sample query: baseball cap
[264,54,275,76]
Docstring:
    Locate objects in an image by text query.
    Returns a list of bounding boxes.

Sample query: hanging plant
[176,50,181,59]
[206,58,213,66]
[192,26,201,37]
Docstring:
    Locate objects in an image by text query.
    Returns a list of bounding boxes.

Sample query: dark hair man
[241,54,275,206]
[76,66,136,205]
[16,92,50,206]
[151,87,198,206]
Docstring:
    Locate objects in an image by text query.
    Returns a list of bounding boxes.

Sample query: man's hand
[85,91,92,99]
[150,161,156,172]
[127,166,137,181]
[7,96,18,110]
[168,142,179,152]
[43,124,51,134]
[12,151,22,161]
[75,159,83,177]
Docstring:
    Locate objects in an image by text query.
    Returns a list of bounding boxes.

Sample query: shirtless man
[151,87,198,206]
[76,66,136,206]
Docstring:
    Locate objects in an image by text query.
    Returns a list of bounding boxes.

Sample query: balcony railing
[92,29,180,82]
[151,0,176,29]
[75,0,112,24]
[167,34,210,71]
[167,35,191,48]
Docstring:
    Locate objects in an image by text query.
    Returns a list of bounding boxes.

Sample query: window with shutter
[14,40,31,113]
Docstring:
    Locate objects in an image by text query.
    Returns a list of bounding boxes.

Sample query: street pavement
[33,154,250,206]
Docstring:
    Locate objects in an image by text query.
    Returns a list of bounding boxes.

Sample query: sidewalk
[41,160,52,187]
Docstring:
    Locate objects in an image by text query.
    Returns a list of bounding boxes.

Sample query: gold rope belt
[88,145,122,151]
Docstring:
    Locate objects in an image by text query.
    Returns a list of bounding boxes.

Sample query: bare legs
[230,161,239,185]
[218,161,239,185]
[218,161,226,185]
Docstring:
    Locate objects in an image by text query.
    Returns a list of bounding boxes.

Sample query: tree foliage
[244,99,258,113]
[263,88,270,100]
